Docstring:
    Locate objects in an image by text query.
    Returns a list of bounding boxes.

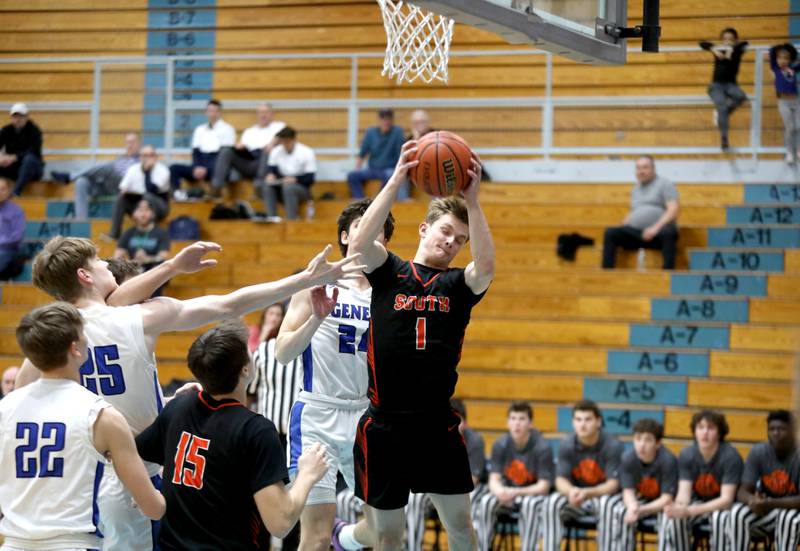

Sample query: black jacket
[0,120,43,160]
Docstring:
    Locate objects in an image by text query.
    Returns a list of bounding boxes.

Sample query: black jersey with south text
[136,391,289,550]
[364,252,486,411]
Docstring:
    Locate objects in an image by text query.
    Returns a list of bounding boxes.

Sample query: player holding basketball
[350,140,494,551]
[15,237,363,551]
[275,199,394,551]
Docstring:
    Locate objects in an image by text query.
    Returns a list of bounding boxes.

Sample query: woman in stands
[769,43,800,164]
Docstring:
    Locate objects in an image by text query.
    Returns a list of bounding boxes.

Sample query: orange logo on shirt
[572,459,606,486]
[504,459,536,486]
[693,473,721,499]
[762,469,797,497]
[637,476,661,500]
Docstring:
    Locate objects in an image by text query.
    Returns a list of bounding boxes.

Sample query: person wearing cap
[109,144,170,239]
[0,103,44,196]
[346,109,407,200]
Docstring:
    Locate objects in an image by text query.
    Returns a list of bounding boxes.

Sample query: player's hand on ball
[298,442,331,483]
[310,285,339,320]
[388,140,419,186]
[461,153,483,203]
[304,244,367,286]
[168,241,222,273]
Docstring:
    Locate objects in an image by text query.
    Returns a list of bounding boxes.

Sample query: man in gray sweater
[602,156,679,269]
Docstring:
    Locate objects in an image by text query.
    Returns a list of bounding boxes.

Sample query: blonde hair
[425,196,469,226]
[16,302,84,371]
[32,236,97,301]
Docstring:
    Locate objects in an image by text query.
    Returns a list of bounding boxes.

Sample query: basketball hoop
[376,0,455,84]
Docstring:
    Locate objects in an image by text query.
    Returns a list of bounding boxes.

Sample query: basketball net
[376,0,455,84]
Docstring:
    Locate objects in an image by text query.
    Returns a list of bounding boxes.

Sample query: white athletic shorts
[97,467,161,551]
[287,391,369,505]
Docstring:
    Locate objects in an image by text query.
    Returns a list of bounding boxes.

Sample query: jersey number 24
[338,324,368,354]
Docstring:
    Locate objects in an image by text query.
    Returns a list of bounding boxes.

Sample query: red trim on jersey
[198,391,245,411]
[409,261,442,288]
[367,324,380,407]
[357,417,373,502]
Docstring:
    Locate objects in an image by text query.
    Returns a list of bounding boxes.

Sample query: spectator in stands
[114,198,170,272]
[729,410,800,551]
[700,28,748,151]
[602,155,679,270]
[212,103,285,197]
[406,398,488,551]
[0,103,44,196]
[768,43,800,164]
[346,109,407,200]
[609,418,678,550]
[662,410,743,551]
[109,145,170,239]
[1,365,18,397]
[72,133,140,220]
[475,401,553,551]
[408,109,433,140]
[106,257,143,285]
[259,126,317,221]
[542,400,624,551]
[170,99,236,200]
[0,177,25,277]
[247,303,286,353]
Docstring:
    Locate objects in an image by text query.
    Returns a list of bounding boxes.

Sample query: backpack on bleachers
[168,215,201,241]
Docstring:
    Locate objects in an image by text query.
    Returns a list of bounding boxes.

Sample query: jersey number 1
[416,318,427,350]
[173,431,210,490]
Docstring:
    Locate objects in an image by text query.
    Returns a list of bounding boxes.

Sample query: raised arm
[349,141,418,272]
[275,286,338,364]
[106,241,222,306]
[94,407,166,520]
[462,154,495,295]
[141,245,363,337]
[14,358,40,389]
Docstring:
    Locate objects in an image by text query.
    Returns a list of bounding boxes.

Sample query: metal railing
[0,44,782,164]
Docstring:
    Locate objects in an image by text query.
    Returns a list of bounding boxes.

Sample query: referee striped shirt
[249,338,302,435]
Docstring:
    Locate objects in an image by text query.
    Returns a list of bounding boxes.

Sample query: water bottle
[637,248,646,271]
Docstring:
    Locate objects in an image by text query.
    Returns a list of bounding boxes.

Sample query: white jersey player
[1,303,163,551]
[276,199,394,551]
[16,238,364,551]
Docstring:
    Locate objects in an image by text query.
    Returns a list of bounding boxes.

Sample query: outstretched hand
[387,140,419,185]
[461,152,483,205]
[304,245,366,287]
[310,285,339,320]
[169,241,222,273]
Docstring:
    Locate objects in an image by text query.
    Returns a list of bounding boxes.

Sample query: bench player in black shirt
[350,141,495,550]
[136,321,330,550]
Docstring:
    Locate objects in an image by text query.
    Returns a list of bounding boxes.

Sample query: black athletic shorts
[353,406,474,510]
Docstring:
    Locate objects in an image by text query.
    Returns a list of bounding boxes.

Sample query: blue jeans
[347,167,409,200]
[0,153,44,196]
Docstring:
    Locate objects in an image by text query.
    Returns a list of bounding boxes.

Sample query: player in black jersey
[135,321,330,550]
[350,141,495,550]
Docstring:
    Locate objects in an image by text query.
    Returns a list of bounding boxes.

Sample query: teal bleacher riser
[46,201,113,220]
[744,183,800,203]
[583,377,687,406]
[557,406,664,435]
[629,324,729,349]
[670,273,766,296]
[706,227,799,248]
[650,298,749,322]
[726,206,798,225]
[607,350,709,377]
[688,250,784,272]
[24,221,91,240]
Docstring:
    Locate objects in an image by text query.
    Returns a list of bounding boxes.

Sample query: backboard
[414,0,629,64]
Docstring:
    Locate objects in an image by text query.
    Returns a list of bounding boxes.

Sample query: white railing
[0,45,782,165]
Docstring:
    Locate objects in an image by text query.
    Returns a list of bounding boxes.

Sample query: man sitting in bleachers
[609,418,678,550]
[602,155,679,270]
[662,409,743,551]
[729,410,800,551]
[0,103,44,196]
[211,103,285,198]
[346,109,406,200]
[169,99,235,200]
[109,145,170,239]
[542,399,624,551]
[0,177,25,279]
[475,400,553,551]
[258,126,316,221]
[71,133,140,220]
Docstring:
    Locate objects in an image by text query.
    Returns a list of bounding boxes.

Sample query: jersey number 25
[79,344,126,396]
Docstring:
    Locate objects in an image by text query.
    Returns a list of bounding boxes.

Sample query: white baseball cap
[9,103,28,116]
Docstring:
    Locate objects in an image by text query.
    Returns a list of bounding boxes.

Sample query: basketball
[408,131,474,197]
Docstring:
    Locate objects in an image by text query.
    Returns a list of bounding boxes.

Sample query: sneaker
[254,215,282,224]
[786,153,796,164]
[51,171,71,184]
[712,110,719,127]
[721,137,730,151]
[331,519,360,551]
[173,189,189,202]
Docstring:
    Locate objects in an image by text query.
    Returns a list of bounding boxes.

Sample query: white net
[376,0,455,84]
